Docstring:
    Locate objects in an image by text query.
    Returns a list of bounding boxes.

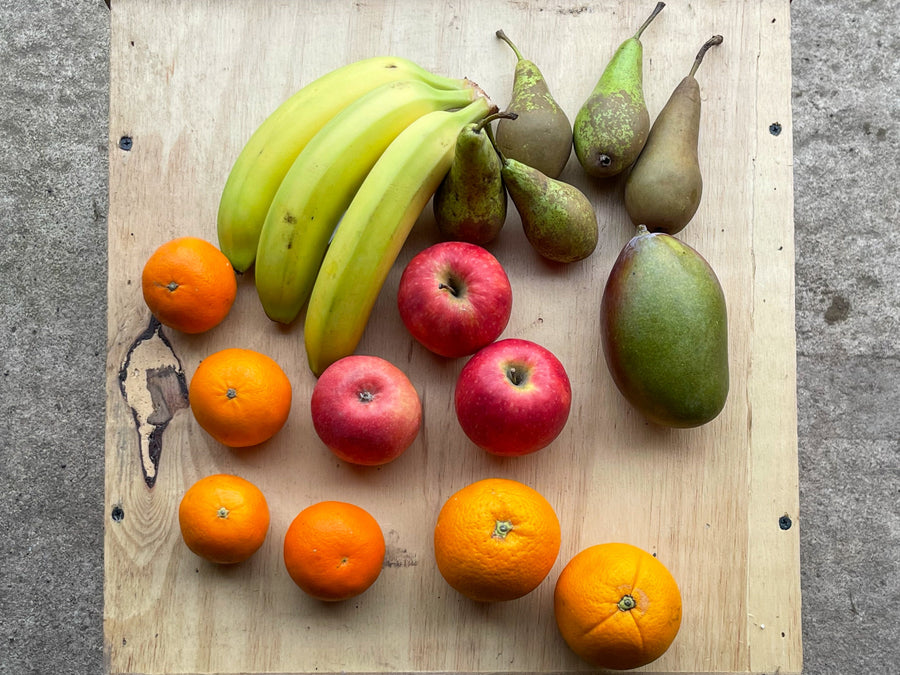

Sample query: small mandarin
[177,473,270,565]
[433,477,561,602]
[283,501,385,602]
[554,542,683,670]
[189,348,292,448]
[141,236,237,334]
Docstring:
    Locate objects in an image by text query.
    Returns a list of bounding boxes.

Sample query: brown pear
[494,29,573,179]
[624,35,723,234]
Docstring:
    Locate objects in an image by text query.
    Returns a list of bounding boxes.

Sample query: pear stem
[689,35,723,79]
[635,2,665,40]
[483,120,506,164]
[474,111,518,135]
[495,29,525,62]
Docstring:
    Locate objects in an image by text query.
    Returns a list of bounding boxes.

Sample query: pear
[573,2,665,178]
[500,156,598,263]
[494,29,573,179]
[433,112,517,246]
[624,35,723,235]
[600,225,728,428]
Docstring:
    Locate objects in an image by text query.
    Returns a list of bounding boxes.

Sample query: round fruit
[283,501,386,602]
[433,477,561,602]
[554,542,683,670]
[177,473,270,565]
[454,338,572,456]
[397,241,513,358]
[188,348,292,448]
[141,236,237,334]
[310,355,422,466]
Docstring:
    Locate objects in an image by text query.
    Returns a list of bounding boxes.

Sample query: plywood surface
[104,1,801,673]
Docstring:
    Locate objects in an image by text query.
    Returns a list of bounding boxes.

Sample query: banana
[217,56,471,272]
[304,96,495,377]
[254,79,481,325]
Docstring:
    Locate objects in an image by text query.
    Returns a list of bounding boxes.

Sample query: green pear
[573,2,665,178]
[433,112,516,246]
[494,29,573,179]
[624,35,723,234]
[600,225,728,428]
[500,157,598,263]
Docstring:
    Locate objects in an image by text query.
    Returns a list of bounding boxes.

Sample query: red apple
[397,241,512,358]
[454,338,572,456]
[310,355,422,466]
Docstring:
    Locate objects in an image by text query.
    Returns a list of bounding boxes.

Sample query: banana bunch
[304,96,495,376]
[217,56,474,274]
[254,79,484,324]
[217,55,497,372]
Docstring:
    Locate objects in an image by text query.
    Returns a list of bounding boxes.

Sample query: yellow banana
[254,79,481,325]
[304,97,495,376]
[217,56,470,272]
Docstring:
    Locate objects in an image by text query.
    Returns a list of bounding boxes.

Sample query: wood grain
[104,1,801,673]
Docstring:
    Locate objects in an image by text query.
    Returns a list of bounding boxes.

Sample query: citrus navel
[141,236,237,334]
[433,477,561,602]
[188,347,292,448]
[283,501,386,602]
[177,473,270,565]
[554,542,683,670]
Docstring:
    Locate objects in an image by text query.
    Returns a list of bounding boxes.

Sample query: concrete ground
[0,1,897,674]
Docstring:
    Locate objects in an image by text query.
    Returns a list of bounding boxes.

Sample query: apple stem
[438,282,459,297]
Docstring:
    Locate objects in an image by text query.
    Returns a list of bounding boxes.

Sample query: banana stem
[495,29,525,61]
[635,2,665,40]
[689,35,724,78]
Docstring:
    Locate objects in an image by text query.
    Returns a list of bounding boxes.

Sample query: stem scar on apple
[438,274,465,298]
[506,364,529,387]
[358,390,375,403]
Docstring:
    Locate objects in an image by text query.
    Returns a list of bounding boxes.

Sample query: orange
[283,501,386,602]
[177,473,270,565]
[433,477,561,602]
[141,236,237,334]
[188,347,292,448]
[554,542,682,670]
[284,501,385,602]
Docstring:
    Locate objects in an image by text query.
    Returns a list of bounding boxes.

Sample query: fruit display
[109,4,790,672]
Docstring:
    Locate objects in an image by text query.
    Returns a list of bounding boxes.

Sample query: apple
[310,355,422,466]
[454,338,572,456]
[397,241,513,358]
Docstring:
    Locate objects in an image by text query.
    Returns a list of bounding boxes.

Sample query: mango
[600,226,728,428]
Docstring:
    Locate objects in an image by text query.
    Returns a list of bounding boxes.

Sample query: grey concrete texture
[0,1,896,674]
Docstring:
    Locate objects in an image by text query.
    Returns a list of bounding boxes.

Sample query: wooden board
[104,1,801,673]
